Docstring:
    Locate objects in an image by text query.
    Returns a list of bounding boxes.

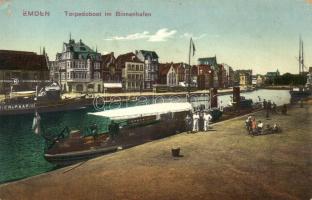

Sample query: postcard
[0,0,311,199]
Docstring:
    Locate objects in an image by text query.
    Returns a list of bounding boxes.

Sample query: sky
[0,0,312,74]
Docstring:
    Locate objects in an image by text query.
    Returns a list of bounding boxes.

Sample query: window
[140,65,143,71]
[94,63,100,69]
[94,72,100,79]
[136,65,139,71]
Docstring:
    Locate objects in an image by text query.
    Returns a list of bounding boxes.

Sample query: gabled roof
[0,50,48,71]
[102,52,116,67]
[172,63,185,72]
[137,50,159,59]
[159,63,185,76]
[159,63,171,76]
[116,52,143,67]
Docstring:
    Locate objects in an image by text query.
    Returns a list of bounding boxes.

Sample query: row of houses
[0,37,266,93]
[48,38,238,93]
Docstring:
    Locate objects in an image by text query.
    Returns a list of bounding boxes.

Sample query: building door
[68,85,72,93]
[98,84,101,93]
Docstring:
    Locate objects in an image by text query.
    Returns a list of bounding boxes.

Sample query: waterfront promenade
[0,102,311,200]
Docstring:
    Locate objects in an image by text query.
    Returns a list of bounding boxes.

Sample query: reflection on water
[0,89,290,183]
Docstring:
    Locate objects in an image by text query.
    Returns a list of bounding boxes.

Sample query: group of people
[262,99,277,118]
[262,99,288,117]
[185,111,213,133]
[245,115,280,135]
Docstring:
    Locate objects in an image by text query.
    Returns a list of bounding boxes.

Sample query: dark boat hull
[44,111,189,166]
[290,90,311,102]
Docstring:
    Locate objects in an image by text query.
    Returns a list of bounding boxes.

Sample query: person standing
[266,100,271,118]
[203,111,213,131]
[263,99,267,110]
[245,115,252,134]
[282,104,287,115]
[192,111,200,132]
[272,102,277,114]
[32,111,41,135]
[185,113,192,133]
[251,117,257,134]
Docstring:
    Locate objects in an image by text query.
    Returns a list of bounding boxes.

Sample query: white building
[54,38,102,93]
[135,50,159,89]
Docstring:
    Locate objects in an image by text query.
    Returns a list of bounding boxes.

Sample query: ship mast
[299,37,301,74]
[299,37,305,74]
[302,39,304,73]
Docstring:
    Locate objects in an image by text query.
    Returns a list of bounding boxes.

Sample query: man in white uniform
[192,112,200,132]
[203,111,212,131]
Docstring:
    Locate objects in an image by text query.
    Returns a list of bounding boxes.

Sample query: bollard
[171,147,180,157]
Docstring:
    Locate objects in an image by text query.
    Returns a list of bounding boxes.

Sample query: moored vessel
[43,102,193,166]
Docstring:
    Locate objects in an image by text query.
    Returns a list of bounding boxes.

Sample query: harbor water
[0,89,291,183]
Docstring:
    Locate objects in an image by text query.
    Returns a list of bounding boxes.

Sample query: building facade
[102,52,122,92]
[53,38,102,93]
[265,69,280,85]
[235,70,253,86]
[198,56,225,88]
[102,52,122,83]
[135,50,159,89]
[194,65,213,90]
[159,63,186,87]
[116,52,144,91]
[0,50,49,93]
[222,63,235,88]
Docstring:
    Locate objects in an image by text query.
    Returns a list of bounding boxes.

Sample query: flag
[191,38,196,56]
[32,111,41,135]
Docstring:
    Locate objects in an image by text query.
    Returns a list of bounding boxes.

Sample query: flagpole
[188,38,192,103]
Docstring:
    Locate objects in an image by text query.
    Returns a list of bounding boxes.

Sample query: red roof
[102,52,116,68]
[159,62,186,76]
[116,52,143,68]
[159,63,171,76]
[0,50,48,71]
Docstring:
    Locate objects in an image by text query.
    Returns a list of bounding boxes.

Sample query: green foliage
[265,73,307,86]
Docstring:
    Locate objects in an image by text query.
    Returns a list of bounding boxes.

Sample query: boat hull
[44,110,189,166]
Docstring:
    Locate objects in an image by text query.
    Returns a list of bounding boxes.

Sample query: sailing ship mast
[299,37,305,74]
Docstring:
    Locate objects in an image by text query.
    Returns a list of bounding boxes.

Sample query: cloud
[104,31,150,41]
[104,28,177,42]
[180,32,207,40]
[148,28,177,42]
